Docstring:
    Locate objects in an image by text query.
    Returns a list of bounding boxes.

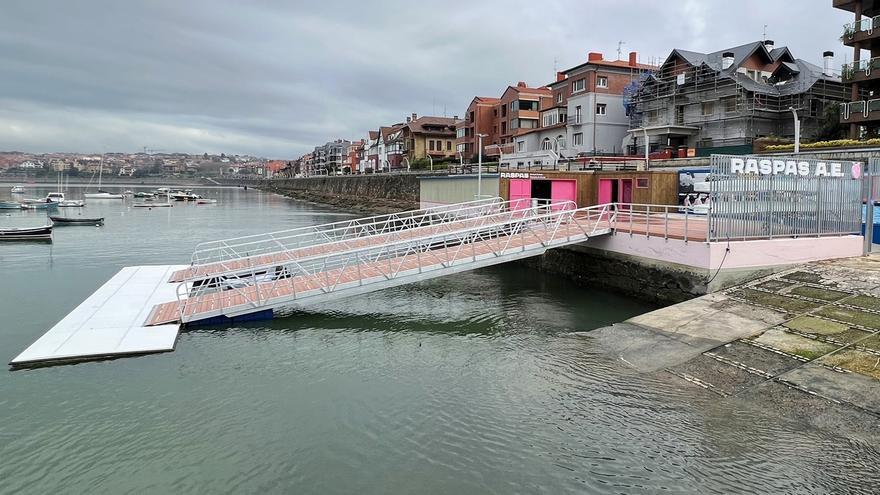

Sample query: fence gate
[708,154,865,242]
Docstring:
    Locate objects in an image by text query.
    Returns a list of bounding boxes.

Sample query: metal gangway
[147,199,614,326]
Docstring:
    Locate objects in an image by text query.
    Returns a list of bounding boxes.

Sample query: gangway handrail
[171,201,611,323]
[180,200,580,287]
[189,197,508,265]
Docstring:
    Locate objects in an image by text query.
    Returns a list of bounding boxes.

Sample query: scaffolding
[627,62,850,152]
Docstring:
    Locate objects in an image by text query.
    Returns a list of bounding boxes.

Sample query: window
[510,100,519,112]
[556,135,566,149]
[556,93,563,104]
[502,121,508,133]
[446,141,452,151]
[572,79,585,93]
[519,119,537,129]
[509,119,518,130]
[456,127,466,138]
[572,133,583,146]
[701,102,714,116]
[517,141,525,152]
[597,76,608,88]
[575,105,582,124]
[724,97,737,113]
[502,104,507,117]
[518,100,539,111]
[542,138,552,150]
[636,178,649,188]
[596,103,607,116]
[747,70,758,81]
[543,112,557,127]
[429,140,435,151]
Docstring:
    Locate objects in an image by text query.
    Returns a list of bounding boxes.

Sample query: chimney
[823,51,835,77]
[516,81,527,87]
[556,71,566,82]
[764,39,775,51]
[453,115,458,120]
[588,52,603,62]
[406,116,411,123]
[722,52,735,70]
[411,112,417,121]
[628,51,637,67]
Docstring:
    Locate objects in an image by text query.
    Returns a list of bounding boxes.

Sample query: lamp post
[402,156,410,172]
[477,133,487,199]
[789,107,801,153]
[427,154,433,171]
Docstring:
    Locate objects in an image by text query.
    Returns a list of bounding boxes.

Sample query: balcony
[842,15,880,47]
[835,0,880,18]
[840,98,880,123]
[842,56,880,83]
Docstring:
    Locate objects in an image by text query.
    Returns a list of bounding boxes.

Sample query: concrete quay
[589,254,880,430]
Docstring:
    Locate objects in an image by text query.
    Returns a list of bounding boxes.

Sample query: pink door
[550,180,577,210]
[620,179,633,205]
[598,179,614,205]
[509,179,531,210]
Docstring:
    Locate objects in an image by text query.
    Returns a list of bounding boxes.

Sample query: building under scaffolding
[625,41,850,157]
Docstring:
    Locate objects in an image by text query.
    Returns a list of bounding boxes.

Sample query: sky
[0,0,854,158]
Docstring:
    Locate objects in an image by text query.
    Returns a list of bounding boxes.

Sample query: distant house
[399,114,458,164]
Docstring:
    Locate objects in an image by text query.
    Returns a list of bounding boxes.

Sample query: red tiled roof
[368,131,379,140]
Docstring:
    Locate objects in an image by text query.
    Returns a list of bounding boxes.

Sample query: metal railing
[610,203,708,242]
[189,197,504,266]
[843,15,880,39]
[842,56,880,81]
[708,155,864,242]
[173,201,613,323]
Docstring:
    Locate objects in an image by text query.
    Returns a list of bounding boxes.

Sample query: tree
[814,102,846,142]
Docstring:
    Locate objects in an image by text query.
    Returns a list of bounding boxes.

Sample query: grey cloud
[0,0,854,157]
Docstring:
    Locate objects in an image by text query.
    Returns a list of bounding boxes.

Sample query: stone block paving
[665,255,880,416]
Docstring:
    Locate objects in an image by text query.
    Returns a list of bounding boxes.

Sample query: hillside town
[0,151,289,179]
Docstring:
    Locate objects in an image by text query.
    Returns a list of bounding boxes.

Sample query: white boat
[45,192,65,202]
[132,202,172,208]
[84,155,124,199]
[10,186,25,194]
[171,192,202,201]
[195,198,217,205]
[84,191,125,199]
[57,200,85,207]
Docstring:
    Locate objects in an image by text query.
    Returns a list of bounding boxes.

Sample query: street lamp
[402,156,410,172]
[427,154,433,171]
[477,133,487,199]
[789,107,801,153]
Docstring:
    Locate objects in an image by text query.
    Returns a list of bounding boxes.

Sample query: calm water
[1,185,878,494]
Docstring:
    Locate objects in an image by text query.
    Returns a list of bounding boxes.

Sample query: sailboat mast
[98,155,103,189]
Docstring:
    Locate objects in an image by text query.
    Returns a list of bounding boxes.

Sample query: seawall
[251,175,421,214]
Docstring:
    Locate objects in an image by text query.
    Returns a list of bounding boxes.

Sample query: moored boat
[10,186,25,194]
[49,215,104,226]
[0,201,22,209]
[132,202,172,208]
[21,201,59,210]
[134,192,155,198]
[0,225,52,240]
[57,200,85,207]
[195,198,217,204]
[83,190,125,199]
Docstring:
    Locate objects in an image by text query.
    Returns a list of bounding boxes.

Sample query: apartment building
[310,139,351,175]
[503,51,654,168]
[836,0,880,137]
[456,96,500,159]
[626,41,847,157]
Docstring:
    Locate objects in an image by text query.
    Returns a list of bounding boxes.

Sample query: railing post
[645,205,651,238]
[664,206,669,240]
[684,207,689,244]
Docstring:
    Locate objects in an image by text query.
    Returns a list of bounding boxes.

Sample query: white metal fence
[708,154,865,242]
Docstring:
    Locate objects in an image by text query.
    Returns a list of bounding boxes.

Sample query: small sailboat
[84,155,124,199]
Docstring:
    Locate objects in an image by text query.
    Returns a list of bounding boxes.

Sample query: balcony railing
[840,98,880,120]
[843,15,880,40]
[842,56,880,81]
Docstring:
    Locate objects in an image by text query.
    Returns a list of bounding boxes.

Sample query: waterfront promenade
[595,254,880,420]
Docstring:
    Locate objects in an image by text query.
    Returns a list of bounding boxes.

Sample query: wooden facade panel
[499,170,678,207]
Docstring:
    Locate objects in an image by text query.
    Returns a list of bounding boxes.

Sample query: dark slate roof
[664,41,840,97]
